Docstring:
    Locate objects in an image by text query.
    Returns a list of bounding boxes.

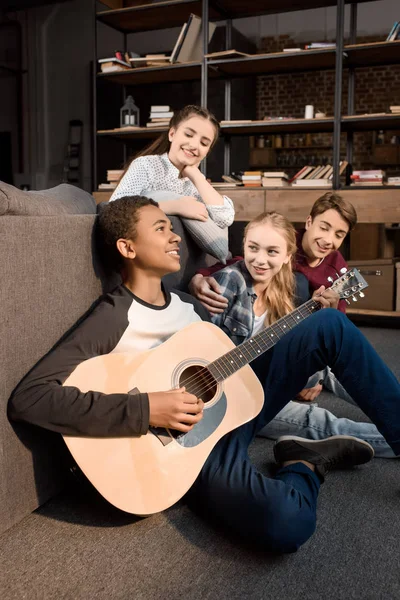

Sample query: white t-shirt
[252,310,268,336]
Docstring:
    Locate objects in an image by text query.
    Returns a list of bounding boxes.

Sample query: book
[292,179,332,187]
[222,174,243,185]
[205,49,250,60]
[98,57,130,67]
[220,120,253,125]
[263,171,288,179]
[243,171,263,176]
[305,42,335,49]
[107,170,124,181]
[176,14,217,63]
[98,182,117,190]
[389,22,400,42]
[289,165,310,183]
[211,182,238,188]
[261,177,289,187]
[241,176,261,181]
[386,21,399,41]
[146,122,170,128]
[101,65,131,73]
[149,111,174,119]
[283,48,303,52]
[150,105,170,112]
[170,21,189,64]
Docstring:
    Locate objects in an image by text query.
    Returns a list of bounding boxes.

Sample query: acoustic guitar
[63,268,367,515]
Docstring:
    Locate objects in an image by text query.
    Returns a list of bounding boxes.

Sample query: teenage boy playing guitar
[9,196,400,553]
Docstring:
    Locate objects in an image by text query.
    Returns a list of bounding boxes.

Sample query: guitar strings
[164,300,326,399]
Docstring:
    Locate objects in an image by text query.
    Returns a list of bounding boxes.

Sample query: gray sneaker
[273,435,375,481]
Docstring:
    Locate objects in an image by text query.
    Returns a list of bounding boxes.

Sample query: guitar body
[63,322,264,516]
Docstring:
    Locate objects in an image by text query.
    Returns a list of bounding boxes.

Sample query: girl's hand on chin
[180,163,201,179]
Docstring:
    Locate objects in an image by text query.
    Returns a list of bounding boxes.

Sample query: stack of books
[350,170,385,186]
[129,54,171,68]
[98,58,131,73]
[98,169,124,191]
[235,171,262,187]
[390,105,400,114]
[386,21,400,41]
[146,106,174,128]
[387,176,400,185]
[261,172,289,187]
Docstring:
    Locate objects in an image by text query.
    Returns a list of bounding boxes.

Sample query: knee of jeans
[258,501,316,553]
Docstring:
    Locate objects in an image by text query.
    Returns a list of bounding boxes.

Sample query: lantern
[120,96,140,127]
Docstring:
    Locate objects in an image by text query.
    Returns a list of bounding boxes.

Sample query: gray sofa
[0,181,209,536]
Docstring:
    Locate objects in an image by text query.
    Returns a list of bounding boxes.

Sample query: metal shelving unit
[93,0,400,191]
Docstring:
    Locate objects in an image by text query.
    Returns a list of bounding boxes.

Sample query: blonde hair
[244,212,297,325]
[119,105,220,181]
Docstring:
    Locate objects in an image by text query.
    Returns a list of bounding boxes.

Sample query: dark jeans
[187,309,400,553]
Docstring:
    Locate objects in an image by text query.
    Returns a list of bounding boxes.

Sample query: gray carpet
[1,326,399,600]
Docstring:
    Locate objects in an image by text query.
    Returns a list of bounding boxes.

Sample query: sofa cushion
[0,181,97,216]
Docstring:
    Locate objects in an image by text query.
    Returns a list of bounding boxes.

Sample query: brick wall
[256,35,400,172]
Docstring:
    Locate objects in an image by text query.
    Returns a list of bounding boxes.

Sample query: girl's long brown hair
[244,212,297,325]
[118,105,220,181]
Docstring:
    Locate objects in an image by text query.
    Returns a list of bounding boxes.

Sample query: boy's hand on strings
[189,274,228,314]
[148,387,204,433]
[296,382,323,402]
[312,285,340,309]
[176,196,208,221]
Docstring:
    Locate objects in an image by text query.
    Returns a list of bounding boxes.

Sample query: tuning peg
[340,267,347,274]
[359,292,365,298]
[345,299,351,305]
[327,276,333,283]
[352,296,358,302]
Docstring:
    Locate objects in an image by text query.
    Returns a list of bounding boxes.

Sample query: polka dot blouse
[109,153,235,228]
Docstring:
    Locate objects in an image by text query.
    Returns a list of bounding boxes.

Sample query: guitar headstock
[329,268,369,303]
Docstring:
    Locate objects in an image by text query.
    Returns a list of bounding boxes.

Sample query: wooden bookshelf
[208,48,337,78]
[98,62,204,86]
[98,113,400,139]
[97,0,382,33]
[345,40,400,69]
[97,1,220,33]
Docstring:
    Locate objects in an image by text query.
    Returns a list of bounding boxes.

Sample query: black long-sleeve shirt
[8,285,209,437]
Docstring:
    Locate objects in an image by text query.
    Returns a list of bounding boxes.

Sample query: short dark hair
[96,195,159,273]
[310,192,357,231]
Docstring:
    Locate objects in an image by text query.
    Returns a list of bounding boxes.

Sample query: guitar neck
[208,298,321,382]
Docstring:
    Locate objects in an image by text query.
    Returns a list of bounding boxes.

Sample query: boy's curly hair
[96,195,159,273]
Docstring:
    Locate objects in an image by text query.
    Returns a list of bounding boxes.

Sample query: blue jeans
[258,367,397,459]
[187,309,400,553]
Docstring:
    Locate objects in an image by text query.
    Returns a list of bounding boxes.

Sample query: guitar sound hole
[179,365,217,404]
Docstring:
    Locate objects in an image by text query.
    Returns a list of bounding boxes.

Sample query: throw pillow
[143,190,229,262]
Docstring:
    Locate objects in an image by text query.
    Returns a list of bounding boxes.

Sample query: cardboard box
[396,262,400,312]
[347,259,395,311]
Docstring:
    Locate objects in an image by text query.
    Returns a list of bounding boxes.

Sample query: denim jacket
[211,260,310,346]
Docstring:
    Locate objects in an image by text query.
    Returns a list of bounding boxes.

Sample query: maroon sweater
[197,229,348,313]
